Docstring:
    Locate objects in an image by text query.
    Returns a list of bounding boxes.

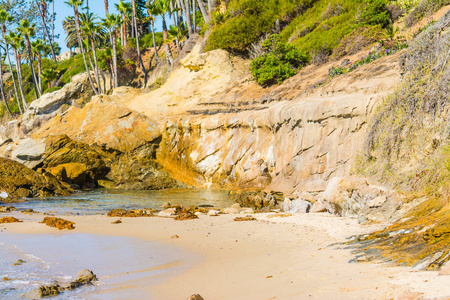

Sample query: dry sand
[1,211,450,300]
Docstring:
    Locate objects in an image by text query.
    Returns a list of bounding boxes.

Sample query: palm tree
[116,1,132,47]
[41,68,58,89]
[146,0,161,65]
[196,0,210,24]
[0,49,12,117]
[7,31,28,111]
[131,0,148,86]
[65,0,99,95]
[182,0,193,36]
[104,0,109,15]
[18,19,41,99]
[81,16,103,94]
[32,39,45,92]
[157,0,174,68]
[35,0,56,61]
[0,10,22,114]
[103,13,121,88]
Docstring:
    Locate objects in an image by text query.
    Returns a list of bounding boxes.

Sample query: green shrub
[250,34,308,85]
[205,0,309,54]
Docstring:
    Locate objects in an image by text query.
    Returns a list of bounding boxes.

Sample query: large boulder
[0,158,72,202]
[39,135,181,190]
[320,177,403,222]
[10,138,46,169]
[41,135,117,188]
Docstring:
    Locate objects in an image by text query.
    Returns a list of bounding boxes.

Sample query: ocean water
[0,188,230,298]
[6,188,234,215]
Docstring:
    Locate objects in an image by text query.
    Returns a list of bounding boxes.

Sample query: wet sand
[2,212,450,299]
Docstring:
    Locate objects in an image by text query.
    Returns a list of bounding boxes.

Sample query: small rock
[311,201,327,213]
[174,209,199,221]
[107,208,154,217]
[13,259,26,266]
[2,277,9,281]
[234,216,256,222]
[198,204,213,208]
[171,235,179,239]
[187,294,205,300]
[112,219,122,224]
[40,217,75,230]
[158,208,177,218]
[208,210,220,216]
[0,217,22,223]
[288,199,311,214]
[74,269,97,284]
[240,208,254,214]
[266,213,292,218]
[0,205,16,212]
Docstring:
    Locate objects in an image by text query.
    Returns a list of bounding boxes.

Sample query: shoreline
[1,211,450,299]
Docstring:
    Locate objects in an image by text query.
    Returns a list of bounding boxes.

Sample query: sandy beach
[1,211,450,300]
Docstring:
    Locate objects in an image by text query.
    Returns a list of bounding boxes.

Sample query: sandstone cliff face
[123,46,403,194]
[0,43,403,195]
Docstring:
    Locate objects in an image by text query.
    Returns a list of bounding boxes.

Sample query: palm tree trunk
[14,50,28,110]
[3,39,22,114]
[25,36,41,99]
[197,0,210,24]
[52,0,55,41]
[0,50,12,117]
[112,31,118,88]
[176,0,185,32]
[132,0,148,87]
[183,0,193,36]
[162,17,174,67]
[193,0,197,33]
[120,19,125,46]
[37,54,42,92]
[73,5,99,95]
[104,0,109,15]
[150,19,160,65]
[170,0,180,51]
[90,38,103,94]
[36,0,56,61]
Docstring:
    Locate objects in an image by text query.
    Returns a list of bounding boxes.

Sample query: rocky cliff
[124,46,403,194]
[0,43,403,195]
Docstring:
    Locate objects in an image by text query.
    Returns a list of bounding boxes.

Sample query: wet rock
[24,284,61,299]
[174,208,199,221]
[73,269,97,284]
[13,259,26,265]
[187,294,205,300]
[0,206,17,212]
[23,269,97,299]
[111,219,122,224]
[40,217,75,230]
[0,158,72,202]
[234,216,257,221]
[107,208,154,217]
[0,217,22,223]
[234,191,283,210]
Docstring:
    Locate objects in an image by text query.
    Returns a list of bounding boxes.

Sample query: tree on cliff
[18,19,42,99]
[6,31,28,110]
[0,9,22,114]
[65,0,99,95]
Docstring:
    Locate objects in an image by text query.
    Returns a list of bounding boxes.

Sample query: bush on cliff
[358,15,450,196]
[205,0,314,54]
[250,34,308,85]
